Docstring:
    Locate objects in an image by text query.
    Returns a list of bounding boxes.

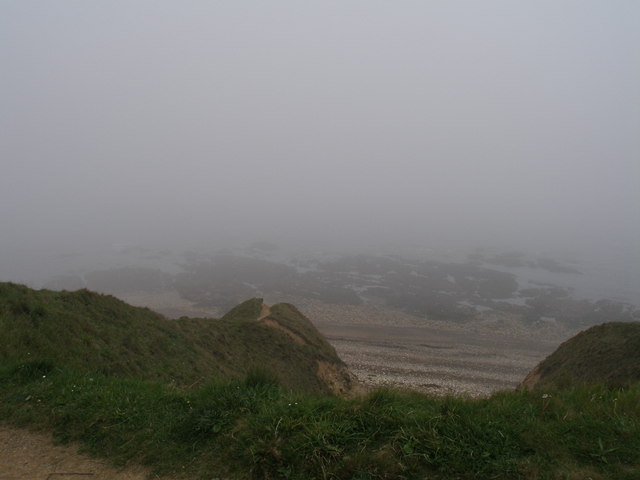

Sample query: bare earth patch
[261,318,307,345]
[257,302,271,321]
[0,426,166,480]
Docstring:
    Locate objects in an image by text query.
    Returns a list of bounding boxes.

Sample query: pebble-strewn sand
[272,296,575,397]
[118,291,577,397]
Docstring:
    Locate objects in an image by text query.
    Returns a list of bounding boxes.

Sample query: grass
[220,297,264,321]
[529,322,640,390]
[0,283,351,394]
[1,361,639,479]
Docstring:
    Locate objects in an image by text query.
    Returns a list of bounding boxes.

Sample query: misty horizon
[1,2,638,300]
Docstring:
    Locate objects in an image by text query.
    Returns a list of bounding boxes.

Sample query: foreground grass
[1,361,639,480]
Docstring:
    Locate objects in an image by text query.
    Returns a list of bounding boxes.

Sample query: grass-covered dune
[520,322,640,391]
[0,282,355,395]
[1,282,639,479]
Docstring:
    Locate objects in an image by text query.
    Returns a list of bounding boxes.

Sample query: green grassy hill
[2,282,639,479]
[0,282,355,395]
[520,322,640,390]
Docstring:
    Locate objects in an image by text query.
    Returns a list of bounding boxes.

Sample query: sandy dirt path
[257,302,271,320]
[0,426,170,480]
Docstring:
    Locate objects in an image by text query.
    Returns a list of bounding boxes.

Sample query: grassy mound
[520,322,640,390]
[0,283,354,395]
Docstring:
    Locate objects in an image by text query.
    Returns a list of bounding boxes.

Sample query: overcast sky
[1,1,639,260]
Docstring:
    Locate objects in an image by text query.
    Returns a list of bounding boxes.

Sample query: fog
[1,1,639,298]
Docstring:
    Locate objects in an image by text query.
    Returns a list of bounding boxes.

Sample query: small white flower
[42,375,46,378]
[541,393,551,399]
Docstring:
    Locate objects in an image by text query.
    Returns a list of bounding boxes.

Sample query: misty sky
[1,1,639,258]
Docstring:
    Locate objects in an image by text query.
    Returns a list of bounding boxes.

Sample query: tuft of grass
[244,367,282,389]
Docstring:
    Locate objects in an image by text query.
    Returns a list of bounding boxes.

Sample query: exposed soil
[518,363,543,390]
[0,426,167,480]
[315,360,365,397]
[261,318,307,345]
[257,302,271,321]
[257,302,307,344]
